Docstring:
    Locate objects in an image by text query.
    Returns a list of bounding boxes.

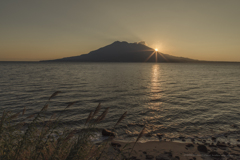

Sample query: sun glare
[155,49,158,51]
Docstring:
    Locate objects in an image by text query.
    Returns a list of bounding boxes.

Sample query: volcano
[41,41,199,62]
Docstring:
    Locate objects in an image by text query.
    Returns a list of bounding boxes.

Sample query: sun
[155,48,158,51]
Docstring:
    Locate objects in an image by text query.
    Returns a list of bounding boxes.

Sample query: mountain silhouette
[41,41,199,62]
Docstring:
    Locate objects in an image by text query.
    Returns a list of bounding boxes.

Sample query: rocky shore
[101,137,240,160]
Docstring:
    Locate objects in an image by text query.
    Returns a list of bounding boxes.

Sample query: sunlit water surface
[1,62,240,143]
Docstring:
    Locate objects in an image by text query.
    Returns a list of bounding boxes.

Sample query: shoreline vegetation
[1,92,240,160]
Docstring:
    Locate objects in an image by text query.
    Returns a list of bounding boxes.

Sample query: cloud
[137,41,148,46]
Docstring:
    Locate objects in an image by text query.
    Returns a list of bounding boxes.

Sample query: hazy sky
[1,0,240,61]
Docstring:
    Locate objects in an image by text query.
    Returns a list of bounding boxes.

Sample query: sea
[0,62,240,144]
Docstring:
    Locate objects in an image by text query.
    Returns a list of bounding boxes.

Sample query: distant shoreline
[1,61,240,63]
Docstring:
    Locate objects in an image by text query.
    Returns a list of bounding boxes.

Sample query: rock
[143,151,147,154]
[231,124,237,128]
[129,156,137,160]
[145,132,153,137]
[182,139,186,142]
[111,142,121,147]
[212,137,216,141]
[209,143,216,147]
[223,151,228,155]
[197,145,208,153]
[175,156,180,160]
[102,129,115,137]
[217,143,227,150]
[155,154,171,160]
[209,151,221,158]
[157,133,163,139]
[232,153,240,157]
[237,139,240,142]
[95,142,101,146]
[186,144,194,147]
[229,145,234,148]
[146,154,154,159]
[217,142,226,146]
[164,151,172,157]
[179,136,185,139]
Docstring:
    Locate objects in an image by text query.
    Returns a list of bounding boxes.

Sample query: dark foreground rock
[197,145,208,153]
[102,129,115,137]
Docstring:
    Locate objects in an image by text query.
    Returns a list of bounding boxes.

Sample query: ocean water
[1,62,240,143]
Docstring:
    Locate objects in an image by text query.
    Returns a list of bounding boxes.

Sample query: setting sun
[155,49,158,51]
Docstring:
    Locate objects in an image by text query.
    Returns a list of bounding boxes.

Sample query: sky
[0,0,240,62]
